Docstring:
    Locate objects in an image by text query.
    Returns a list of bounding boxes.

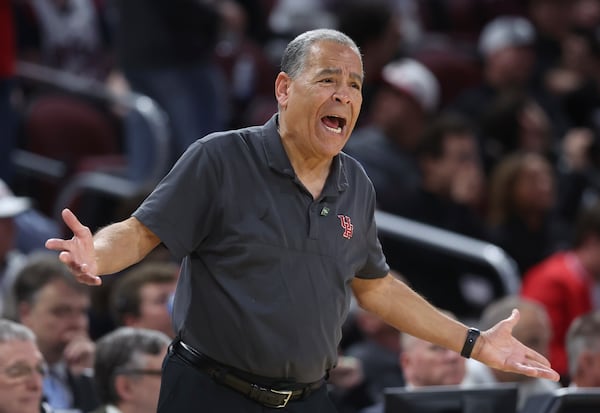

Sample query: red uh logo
[337,215,353,239]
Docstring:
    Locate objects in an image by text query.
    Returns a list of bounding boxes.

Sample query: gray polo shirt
[133,115,389,383]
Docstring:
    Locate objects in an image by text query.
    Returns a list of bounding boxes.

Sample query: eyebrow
[316,68,364,84]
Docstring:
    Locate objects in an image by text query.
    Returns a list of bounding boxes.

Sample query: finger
[58,255,102,285]
[512,362,560,381]
[525,349,552,367]
[74,273,103,286]
[503,308,520,330]
[61,208,91,238]
[45,237,70,251]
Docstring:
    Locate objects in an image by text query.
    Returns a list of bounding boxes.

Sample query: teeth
[324,125,342,134]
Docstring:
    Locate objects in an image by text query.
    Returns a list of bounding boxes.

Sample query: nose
[333,88,351,104]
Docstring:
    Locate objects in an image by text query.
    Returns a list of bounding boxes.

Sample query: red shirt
[0,0,15,77]
[521,252,593,377]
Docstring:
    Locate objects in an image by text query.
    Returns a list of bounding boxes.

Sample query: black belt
[171,340,324,408]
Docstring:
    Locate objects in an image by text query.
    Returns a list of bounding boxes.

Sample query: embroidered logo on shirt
[338,215,353,239]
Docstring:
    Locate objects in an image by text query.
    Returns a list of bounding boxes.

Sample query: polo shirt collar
[262,114,349,195]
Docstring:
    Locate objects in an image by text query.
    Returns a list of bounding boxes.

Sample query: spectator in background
[570,0,600,30]
[521,201,600,381]
[544,26,600,130]
[90,327,170,413]
[0,0,17,185]
[344,305,404,406]
[0,181,30,317]
[343,58,440,211]
[386,113,493,318]
[109,261,179,338]
[213,0,278,129]
[527,0,573,85]
[110,0,230,166]
[479,91,555,173]
[336,0,403,126]
[391,113,488,238]
[360,310,466,413]
[487,151,569,275]
[12,252,99,413]
[13,0,113,81]
[463,296,559,409]
[0,178,61,317]
[565,311,600,388]
[450,15,566,142]
[327,353,373,413]
[0,318,50,413]
[400,319,466,389]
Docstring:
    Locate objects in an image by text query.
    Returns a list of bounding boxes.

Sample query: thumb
[505,308,520,329]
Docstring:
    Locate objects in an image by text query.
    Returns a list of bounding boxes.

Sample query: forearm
[93,217,160,275]
[352,274,469,353]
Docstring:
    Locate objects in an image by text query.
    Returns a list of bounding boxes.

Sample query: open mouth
[322,115,347,134]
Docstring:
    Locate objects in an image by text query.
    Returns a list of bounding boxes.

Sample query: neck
[279,133,332,199]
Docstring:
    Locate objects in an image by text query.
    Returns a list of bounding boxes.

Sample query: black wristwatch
[460,327,480,358]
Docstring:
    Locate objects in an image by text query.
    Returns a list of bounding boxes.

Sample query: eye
[351,82,361,91]
[320,78,334,83]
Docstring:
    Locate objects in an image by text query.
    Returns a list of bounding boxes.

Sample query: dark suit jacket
[68,371,101,413]
[43,370,101,413]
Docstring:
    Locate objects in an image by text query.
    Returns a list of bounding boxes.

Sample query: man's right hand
[45,208,102,285]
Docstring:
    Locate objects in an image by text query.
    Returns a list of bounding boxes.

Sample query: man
[12,252,100,412]
[450,15,566,168]
[359,311,466,413]
[46,29,558,412]
[0,178,60,318]
[463,296,559,409]
[521,201,600,380]
[0,318,49,413]
[90,327,170,413]
[384,113,492,319]
[109,261,179,338]
[343,57,439,212]
[566,311,600,387]
[400,321,466,389]
[0,179,30,317]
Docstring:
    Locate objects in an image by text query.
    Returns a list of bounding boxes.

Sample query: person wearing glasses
[0,318,51,413]
[90,327,170,413]
[11,252,99,413]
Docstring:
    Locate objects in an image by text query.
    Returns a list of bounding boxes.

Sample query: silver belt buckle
[271,389,293,408]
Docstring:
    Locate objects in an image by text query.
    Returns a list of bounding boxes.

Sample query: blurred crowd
[2,0,600,412]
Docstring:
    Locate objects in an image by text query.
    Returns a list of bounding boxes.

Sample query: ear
[18,302,33,325]
[275,72,291,109]
[114,374,134,402]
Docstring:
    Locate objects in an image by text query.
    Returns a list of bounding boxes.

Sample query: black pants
[157,349,338,413]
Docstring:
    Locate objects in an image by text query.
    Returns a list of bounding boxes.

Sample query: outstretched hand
[45,208,102,286]
[474,309,560,381]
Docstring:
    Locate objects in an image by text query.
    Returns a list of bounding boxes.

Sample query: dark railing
[13,61,170,224]
[374,210,520,321]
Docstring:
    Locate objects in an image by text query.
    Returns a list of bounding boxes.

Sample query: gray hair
[478,295,546,330]
[0,318,36,343]
[566,311,600,378]
[280,29,363,79]
[93,327,171,405]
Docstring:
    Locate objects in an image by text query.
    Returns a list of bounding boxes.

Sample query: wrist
[460,327,480,358]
